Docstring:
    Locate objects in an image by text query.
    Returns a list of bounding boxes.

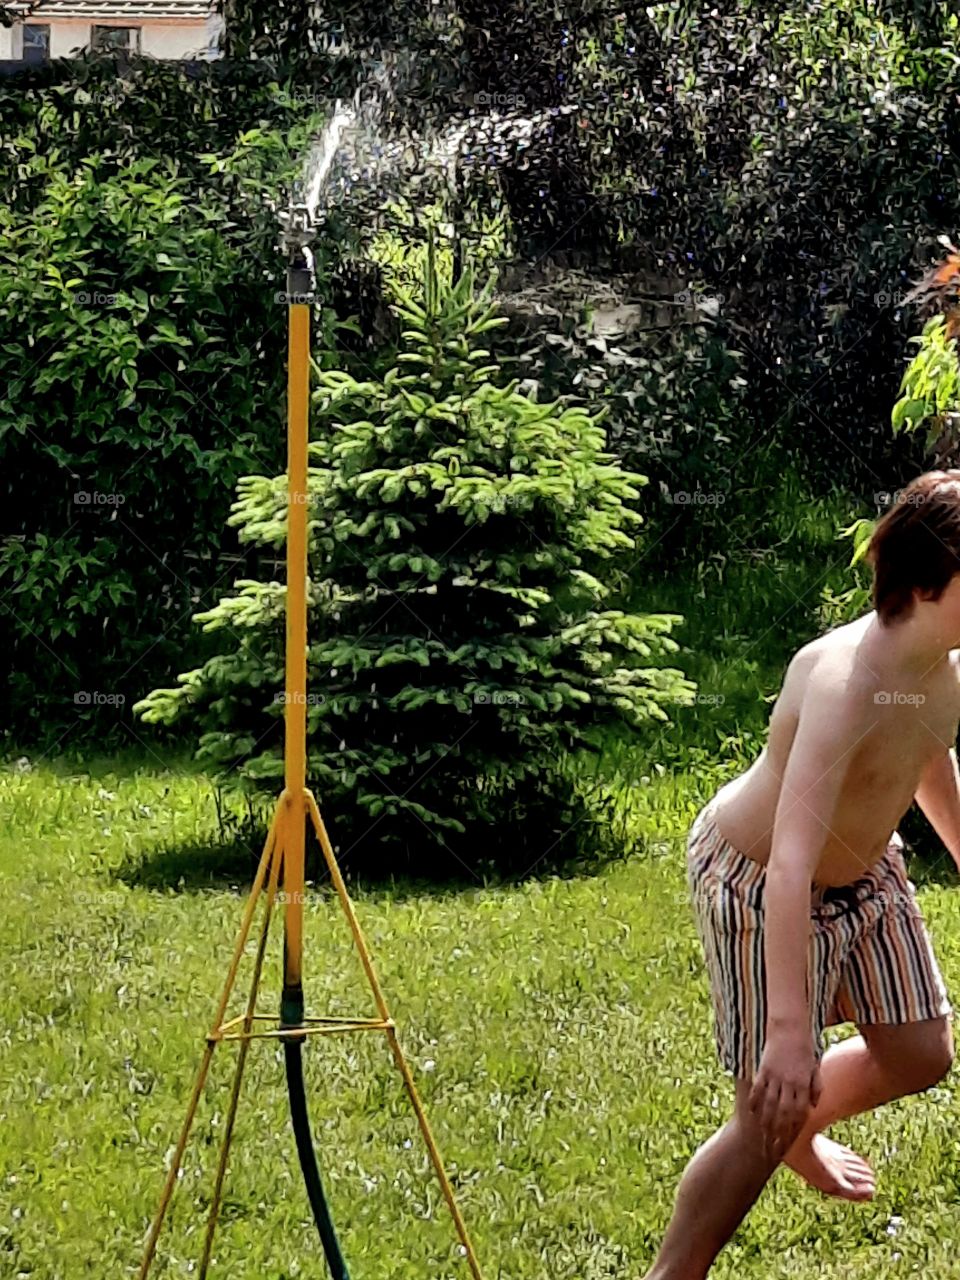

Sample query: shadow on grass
[115,832,267,892]
[115,802,641,902]
[88,737,660,901]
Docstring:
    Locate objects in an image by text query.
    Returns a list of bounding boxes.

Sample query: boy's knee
[868,1017,954,1093]
[916,1029,954,1090]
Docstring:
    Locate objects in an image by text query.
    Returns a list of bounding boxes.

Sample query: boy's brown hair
[867,470,960,623]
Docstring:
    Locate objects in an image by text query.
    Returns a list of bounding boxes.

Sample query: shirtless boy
[645,469,960,1280]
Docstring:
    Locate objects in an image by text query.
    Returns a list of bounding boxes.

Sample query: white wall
[142,24,211,58]
[48,21,84,57]
[0,26,16,59]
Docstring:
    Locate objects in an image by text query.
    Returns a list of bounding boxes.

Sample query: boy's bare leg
[642,1079,780,1280]
[783,1018,953,1196]
[643,1019,954,1279]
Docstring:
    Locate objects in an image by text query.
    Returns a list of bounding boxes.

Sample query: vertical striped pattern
[686,802,953,1080]
[830,843,952,1028]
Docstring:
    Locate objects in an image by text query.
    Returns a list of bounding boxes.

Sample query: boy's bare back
[714,611,960,886]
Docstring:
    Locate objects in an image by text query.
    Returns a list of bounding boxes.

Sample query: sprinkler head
[280,200,316,256]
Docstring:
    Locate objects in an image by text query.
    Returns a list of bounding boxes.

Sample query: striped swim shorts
[687,797,953,1080]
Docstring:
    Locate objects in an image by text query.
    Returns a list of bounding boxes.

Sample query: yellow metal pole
[141,206,487,1280]
[283,297,311,999]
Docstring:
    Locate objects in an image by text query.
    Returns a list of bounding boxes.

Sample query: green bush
[497,299,749,561]
[0,143,295,733]
[0,57,349,740]
[136,247,695,875]
[891,312,960,458]
[816,294,960,636]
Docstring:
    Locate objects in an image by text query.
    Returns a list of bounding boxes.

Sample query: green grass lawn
[3,749,960,1279]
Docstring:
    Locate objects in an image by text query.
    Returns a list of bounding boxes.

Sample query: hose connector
[280,981,306,1034]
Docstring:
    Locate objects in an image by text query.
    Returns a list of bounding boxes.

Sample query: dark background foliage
[1,0,955,750]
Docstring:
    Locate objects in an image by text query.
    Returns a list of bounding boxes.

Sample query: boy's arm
[914,747,960,871]
[751,671,866,1151]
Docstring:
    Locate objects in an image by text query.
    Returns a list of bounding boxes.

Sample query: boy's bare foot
[784,1134,876,1201]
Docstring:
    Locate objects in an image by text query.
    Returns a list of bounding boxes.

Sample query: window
[91,26,142,54]
[22,25,50,64]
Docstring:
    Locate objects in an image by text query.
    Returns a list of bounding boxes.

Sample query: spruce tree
[136,245,694,875]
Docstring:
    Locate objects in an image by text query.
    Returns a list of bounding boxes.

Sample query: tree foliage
[137,246,694,873]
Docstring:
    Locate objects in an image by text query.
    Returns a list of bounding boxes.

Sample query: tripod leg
[381,1024,487,1280]
[139,811,280,1279]
[138,1043,216,1280]
[198,836,285,1278]
[305,793,486,1280]
[305,793,390,1023]
[208,808,281,1036]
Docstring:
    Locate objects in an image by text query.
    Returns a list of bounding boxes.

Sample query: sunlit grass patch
[1,750,958,1278]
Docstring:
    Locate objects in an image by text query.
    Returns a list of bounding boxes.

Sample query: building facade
[0,2,222,61]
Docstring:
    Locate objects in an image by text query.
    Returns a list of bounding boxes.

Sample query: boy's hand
[749,1028,822,1159]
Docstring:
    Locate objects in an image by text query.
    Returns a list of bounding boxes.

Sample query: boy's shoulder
[785,618,865,682]
[780,620,878,722]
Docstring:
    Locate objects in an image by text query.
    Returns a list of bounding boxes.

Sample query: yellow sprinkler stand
[137,202,487,1280]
